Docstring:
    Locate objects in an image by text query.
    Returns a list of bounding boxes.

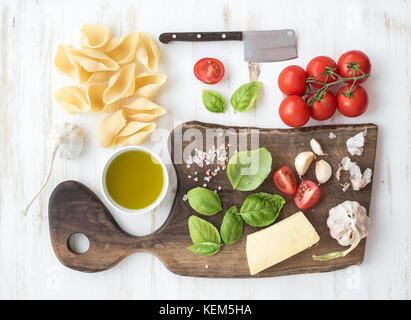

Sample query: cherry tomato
[294,180,322,210]
[194,58,225,84]
[308,91,337,121]
[338,50,371,84]
[306,56,339,88]
[337,85,368,117]
[273,166,298,195]
[278,65,307,96]
[279,96,311,128]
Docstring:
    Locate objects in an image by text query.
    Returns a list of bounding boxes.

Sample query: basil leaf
[230,81,262,112]
[220,206,243,245]
[188,215,221,245]
[187,242,221,256]
[202,90,226,113]
[187,187,222,215]
[227,148,272,191]
[240,193,285,227]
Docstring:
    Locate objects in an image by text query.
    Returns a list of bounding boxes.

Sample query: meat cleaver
[159,30,298,63]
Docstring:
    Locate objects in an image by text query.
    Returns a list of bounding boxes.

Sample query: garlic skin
[310,138,326,156]
[315,160,332,184]
[336,156,372,191]
[346,129,367,156]
[294,151,315,177]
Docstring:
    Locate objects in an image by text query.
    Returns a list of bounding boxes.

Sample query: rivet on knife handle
[159,31,243,44]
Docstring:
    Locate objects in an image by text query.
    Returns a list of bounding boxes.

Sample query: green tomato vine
[304,63,370,107]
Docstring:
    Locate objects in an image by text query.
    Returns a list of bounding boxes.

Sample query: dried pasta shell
[79,23,110,49]
[98,110,127,147]
[86,83,108,112]
[114,121,156,146]
[103,63,136,105]
[75,65,93,84]
[68,48,119,72]
[54,46,92,83]
[54,86,90,114]
[136,32,161,72]
[54,45,77,78]
[123,97,166,122]
[134,73,167,98]
[86,71,113,84]
[105,32,139,64]
[101,96,134,113]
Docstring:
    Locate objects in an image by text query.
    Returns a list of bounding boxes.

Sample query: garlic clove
[295,151,315,177]
[315,159,332,184]
[310,138,326,156]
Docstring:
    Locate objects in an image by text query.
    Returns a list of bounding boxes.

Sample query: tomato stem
[304,68,369,106]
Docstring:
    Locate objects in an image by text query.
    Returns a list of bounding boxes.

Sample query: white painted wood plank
[0,0,410,299]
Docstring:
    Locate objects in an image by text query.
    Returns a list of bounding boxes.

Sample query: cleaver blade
[243,29,298,63]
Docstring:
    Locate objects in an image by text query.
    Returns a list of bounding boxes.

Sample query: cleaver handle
[159,31,243,44]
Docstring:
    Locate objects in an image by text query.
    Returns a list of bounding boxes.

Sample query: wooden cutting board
[49,121,378,277]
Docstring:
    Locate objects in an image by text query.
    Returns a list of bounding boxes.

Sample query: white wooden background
[0,0,410,300]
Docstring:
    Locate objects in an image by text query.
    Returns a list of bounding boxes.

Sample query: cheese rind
[246,211,320,275]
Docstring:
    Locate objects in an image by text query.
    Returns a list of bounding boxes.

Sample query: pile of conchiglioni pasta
[54,23,167,147]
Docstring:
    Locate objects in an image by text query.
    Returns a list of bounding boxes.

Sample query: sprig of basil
[230,81,262,112]
[240,193,285,227]
[188,242,221,256]
[202,90,226,113]
[227,148,272,191]
[220,206,243,245]
[187,187,222,215]
[187,215,221,256]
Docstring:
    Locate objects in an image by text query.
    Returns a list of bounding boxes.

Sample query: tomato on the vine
[273,166,298,195]
[337,85,368,117]
[194,58,225,84]
[308,91,337,121]
[306,56,339,88]
[278,65,307,96]
[279,96,311,128]
[338,50,371,84]
[294,180,321,210]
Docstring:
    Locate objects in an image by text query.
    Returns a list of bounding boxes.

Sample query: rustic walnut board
[49,121,377,277]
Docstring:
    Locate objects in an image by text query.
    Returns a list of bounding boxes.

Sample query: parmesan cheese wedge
[246,211,320,275]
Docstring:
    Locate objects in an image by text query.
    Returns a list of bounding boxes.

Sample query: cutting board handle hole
[68,233,90,254]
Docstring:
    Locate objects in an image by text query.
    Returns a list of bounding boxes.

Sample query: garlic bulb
[315,160,332,184]
[313,201,370,261]
[294,151,315,177]
[21,122,85,216]
[310,138,326,156]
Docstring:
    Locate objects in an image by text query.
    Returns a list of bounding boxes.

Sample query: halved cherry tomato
[194,58,225,84]
[279,96,311,128]
[273,166,298,195]
[337,84,368,117]
[278,65,307,96]
[306,56,339,88]
[338,50,371,84]
[308,90,337,121]
[294,180,321,210]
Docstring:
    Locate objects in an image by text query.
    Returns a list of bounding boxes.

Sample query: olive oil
[105,150,164,210]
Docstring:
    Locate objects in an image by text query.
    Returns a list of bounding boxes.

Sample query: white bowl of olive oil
[101,146,169,214]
